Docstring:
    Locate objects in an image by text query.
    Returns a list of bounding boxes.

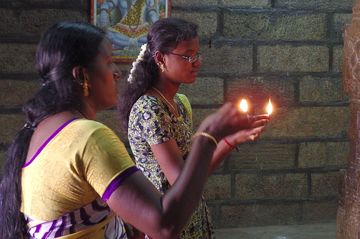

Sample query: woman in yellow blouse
[0,21,267,239]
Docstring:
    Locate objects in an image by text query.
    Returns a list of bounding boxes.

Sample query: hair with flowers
[118,17,198,132]
[127,43,148,84]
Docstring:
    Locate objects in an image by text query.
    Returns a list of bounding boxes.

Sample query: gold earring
[83,80,89,97]
[159,63,166,72]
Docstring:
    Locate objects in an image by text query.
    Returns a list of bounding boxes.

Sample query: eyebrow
[176,49,197,54]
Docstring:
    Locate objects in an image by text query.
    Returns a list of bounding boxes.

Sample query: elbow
[150,214,181,239]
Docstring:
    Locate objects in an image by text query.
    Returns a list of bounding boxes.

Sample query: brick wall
[0,0,353,229]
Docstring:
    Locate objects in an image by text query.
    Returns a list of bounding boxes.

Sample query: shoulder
[176,93,191,107]
[176,93,192,116]
[134,95,160,107]
[131,95,165,115]
[71,118,110,132]
[69,119,118,140]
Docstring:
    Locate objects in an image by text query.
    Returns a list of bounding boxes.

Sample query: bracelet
[223,138,239,152]
[192,132,218,146]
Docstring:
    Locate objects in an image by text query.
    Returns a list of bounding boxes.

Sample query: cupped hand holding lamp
[228,98,271,144]
[202,99,271,174]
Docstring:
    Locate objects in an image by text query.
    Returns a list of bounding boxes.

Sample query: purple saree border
[102,166,139,201]
[23,117,78,168]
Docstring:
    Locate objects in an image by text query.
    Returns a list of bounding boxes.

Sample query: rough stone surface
[311,171,344,196]
[0,80,39,107]
[224,13,327,41]
[303,201,338,222]
[333,45,344,73]
[192,108,218,129]
[171,0,218,7]
[298,142,349,168]
[299,76,348,103]
[262,107,349,139]
[220,203,302,227]
[221,0,271,8]
[179,77,224,105]
[235,173,307,199]
[226,76,296,107]
[0,8,86,36]
[0,114,25,145]
[204,174,231,200]
[333,14,352,41]
[228,143,296,170]
[0,44,37,74]
[200,45,253,74]
[172,11,218,38]
[274,0,354,11]
[258,45,329,73]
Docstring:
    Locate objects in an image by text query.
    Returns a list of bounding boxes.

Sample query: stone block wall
[0,0,353,228]
[175,0,352,228]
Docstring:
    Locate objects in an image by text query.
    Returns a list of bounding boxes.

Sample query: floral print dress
[128,94,214,239]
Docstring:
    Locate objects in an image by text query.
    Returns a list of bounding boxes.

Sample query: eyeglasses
[168,52,202,64]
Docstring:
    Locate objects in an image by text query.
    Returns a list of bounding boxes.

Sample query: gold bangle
[192,132,218,146]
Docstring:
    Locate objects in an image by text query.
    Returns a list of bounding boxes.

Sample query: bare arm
[151,116,270,182]
[107,104,266,238]
[209,115,269,174]
[107,135,216,238]
[150,139,184,185]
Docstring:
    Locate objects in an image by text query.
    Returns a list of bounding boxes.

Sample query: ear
[154,51,165,66]
[72,66,90,84]
[72,66,82,83]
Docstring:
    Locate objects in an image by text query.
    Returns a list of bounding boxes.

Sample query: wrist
[192,132,218,148]
[197,122,221,143]
[223,137,239,151]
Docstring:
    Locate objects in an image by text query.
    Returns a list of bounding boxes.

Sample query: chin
[185,76,197,84]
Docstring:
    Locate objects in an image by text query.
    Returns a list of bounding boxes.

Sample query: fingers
[252,114,270,121]
[251,119,269,128]
[200,103,270,142]
[249,134,257,141]
[250,125,265,134]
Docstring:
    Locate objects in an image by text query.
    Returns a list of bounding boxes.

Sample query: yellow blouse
[21,119,134,238]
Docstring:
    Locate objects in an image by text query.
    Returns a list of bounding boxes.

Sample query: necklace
[151,87,178,116]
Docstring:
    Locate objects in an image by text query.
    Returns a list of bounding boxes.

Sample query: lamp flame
[239,99,249,113]
[266,99,273,115]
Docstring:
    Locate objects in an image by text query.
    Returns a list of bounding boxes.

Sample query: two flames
[239,99,273,115]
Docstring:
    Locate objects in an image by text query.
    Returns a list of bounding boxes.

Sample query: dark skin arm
[151,115,269,185]
[107,104,269,238]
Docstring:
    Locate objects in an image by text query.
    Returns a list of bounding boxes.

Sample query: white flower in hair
[127,43,148,83]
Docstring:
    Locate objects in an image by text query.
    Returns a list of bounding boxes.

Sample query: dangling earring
[83,80,89,97]
[159,63,166,72]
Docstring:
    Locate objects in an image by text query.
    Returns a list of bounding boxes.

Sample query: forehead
[172,37,199,52]
[98,38,112,57]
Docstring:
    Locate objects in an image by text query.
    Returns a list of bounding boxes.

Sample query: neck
[81,100,97,120]
[154,76,179,99]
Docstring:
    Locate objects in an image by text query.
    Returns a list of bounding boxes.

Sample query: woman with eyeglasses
[118,17,269,239]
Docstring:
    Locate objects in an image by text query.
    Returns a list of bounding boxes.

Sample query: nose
[112,64,122,81]
[193,56,202,68]
[114,71,121,81]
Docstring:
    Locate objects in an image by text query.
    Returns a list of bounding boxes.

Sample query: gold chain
[151,87,178,115]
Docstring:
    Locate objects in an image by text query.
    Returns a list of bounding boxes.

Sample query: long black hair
[0,22,106,239]
[118,17,198,132]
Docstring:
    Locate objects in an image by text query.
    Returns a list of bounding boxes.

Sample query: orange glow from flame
[239,99,249,113]
[266,99,273,115]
